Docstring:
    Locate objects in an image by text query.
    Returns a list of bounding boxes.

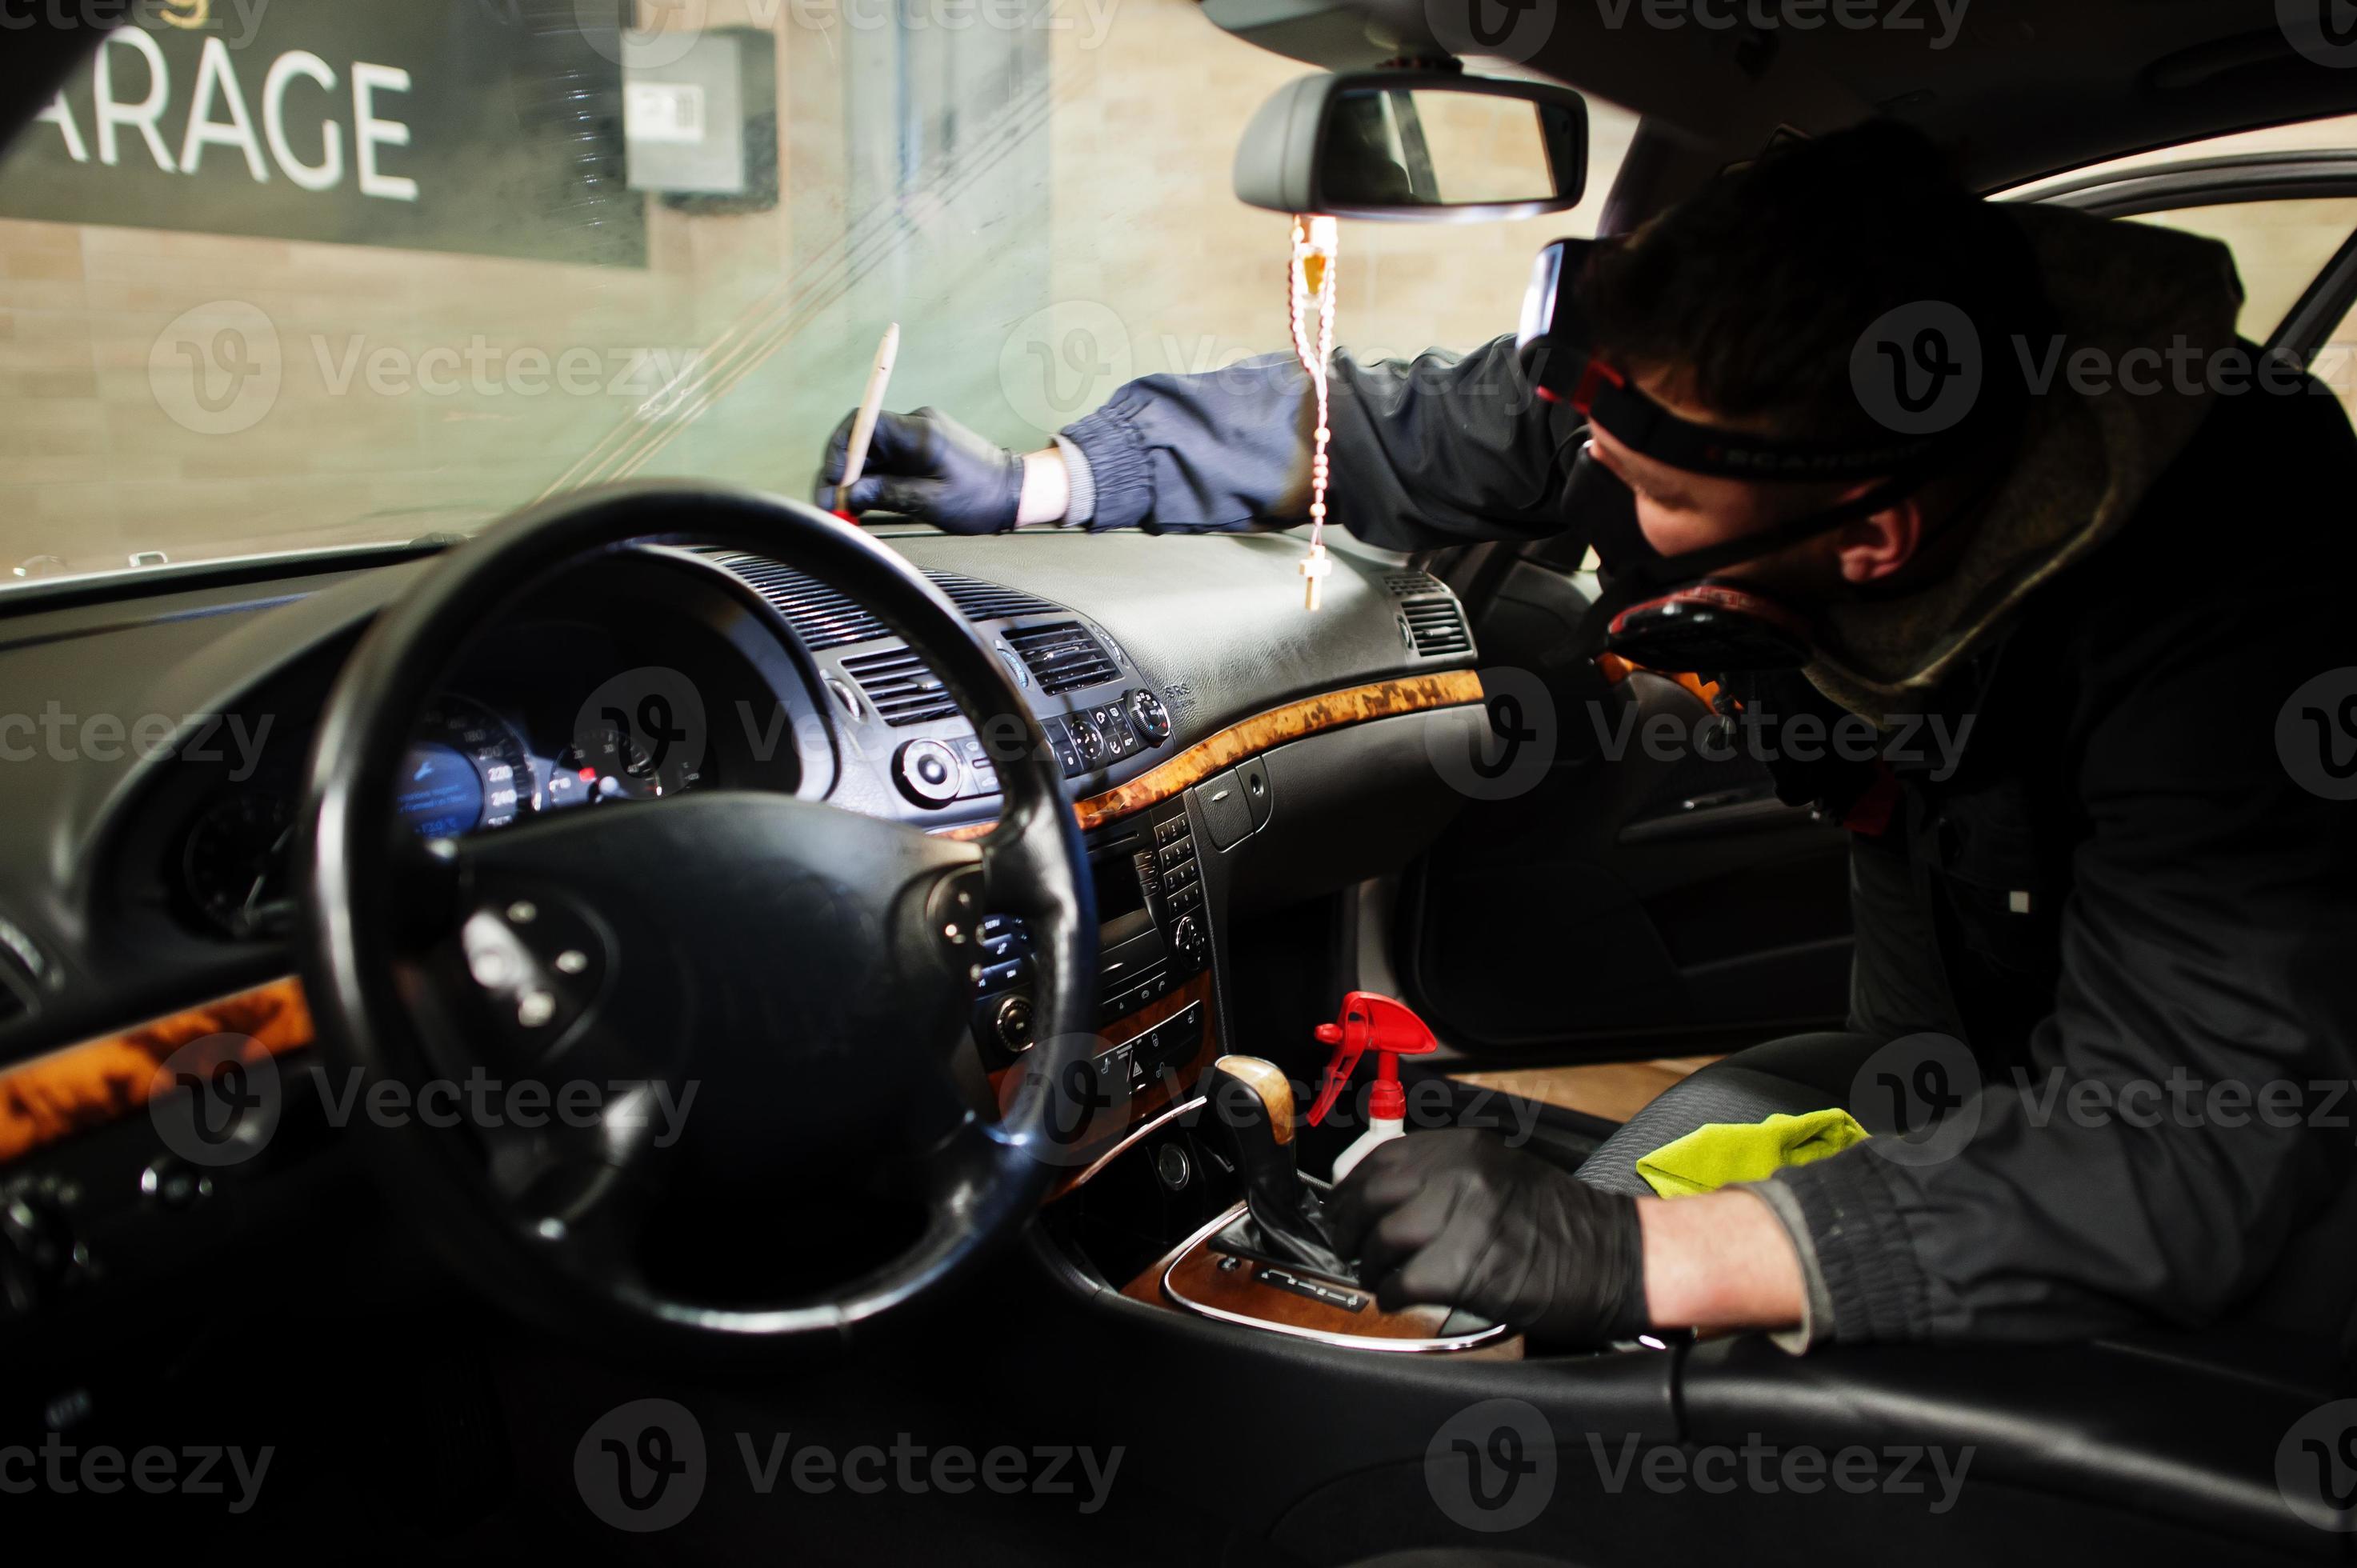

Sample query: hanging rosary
[1287,214,1339,611]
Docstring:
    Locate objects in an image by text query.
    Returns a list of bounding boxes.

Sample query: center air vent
[1399,595,1473,657]
[839,644,957,725]
[1383,570,1446,598]
[701,551,1061,650]
[1005,622,1119,694]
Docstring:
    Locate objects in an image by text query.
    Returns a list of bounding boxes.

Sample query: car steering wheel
[298,483,1097,1354]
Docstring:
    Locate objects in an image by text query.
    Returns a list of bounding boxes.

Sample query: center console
[987,785,1521,1358]
[973,797,1212,1101]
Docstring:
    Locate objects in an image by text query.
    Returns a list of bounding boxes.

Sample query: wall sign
[0,0,646,266]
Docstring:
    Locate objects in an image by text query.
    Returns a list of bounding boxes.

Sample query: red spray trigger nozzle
[1305,991,1440,1126]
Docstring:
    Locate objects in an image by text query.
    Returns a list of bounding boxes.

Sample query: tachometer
[397,696,534,838]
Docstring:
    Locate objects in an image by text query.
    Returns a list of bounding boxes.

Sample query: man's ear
[1831,492,1926,584]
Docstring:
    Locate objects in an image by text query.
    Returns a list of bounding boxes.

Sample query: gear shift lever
[1210,1054,1351,1279]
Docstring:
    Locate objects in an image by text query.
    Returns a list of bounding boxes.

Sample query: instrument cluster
[167,551,826,942]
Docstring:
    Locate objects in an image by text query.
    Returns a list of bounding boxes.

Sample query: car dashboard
[0,518,1486,1338]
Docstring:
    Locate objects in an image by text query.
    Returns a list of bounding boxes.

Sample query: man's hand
[814,407,1042,534]
[1327,1129,1649,1350]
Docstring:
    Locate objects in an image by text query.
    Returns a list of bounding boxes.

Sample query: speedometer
[396,696,534,838]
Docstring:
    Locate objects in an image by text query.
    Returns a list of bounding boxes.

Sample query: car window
[2003,112,2357,194]
[0,3,1635,587]
[2005,115,2357,419]
[2127,198,2357,344]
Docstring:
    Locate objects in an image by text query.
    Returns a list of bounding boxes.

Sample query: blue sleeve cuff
[1058,398,1156,533]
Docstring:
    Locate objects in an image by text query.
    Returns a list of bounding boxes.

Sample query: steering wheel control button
[140,1158,212,1211]
[1126,689,1171,745]
[993,994,1035,1053]
[894,738,961,806]
[467,946,518,990]
[461,900,604,1046]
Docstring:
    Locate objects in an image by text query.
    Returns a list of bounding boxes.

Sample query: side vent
[839,644,957,725]
[1399,596,1473,657]
[1006,621,1119,694]
[1383,570,1446,598]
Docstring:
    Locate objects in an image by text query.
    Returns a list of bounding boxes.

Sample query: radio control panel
[894,688,1173,809]
[972,801,1207,1075]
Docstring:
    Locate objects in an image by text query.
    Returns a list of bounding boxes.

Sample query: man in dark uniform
[817,124,2357,1354]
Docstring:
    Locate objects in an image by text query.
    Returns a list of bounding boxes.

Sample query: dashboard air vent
[712,554,886,647]
[1399,596,1473,658]
[1006,621,1118,694]
[839,644,958,726]
[701,551,1062,649]
[1383,570,1446,598]
[933,574,1059,621]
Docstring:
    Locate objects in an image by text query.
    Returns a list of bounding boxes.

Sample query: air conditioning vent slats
[934,578,1058,621]
[838,645,958,726]
[1383,570,1445,598]
[1400,595,1472,657]
[1005,622,1119,694]
[700,550,1061,650]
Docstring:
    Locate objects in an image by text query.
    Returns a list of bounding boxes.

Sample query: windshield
[0,1,1632,588]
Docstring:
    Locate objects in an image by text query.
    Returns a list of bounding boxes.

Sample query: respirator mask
[1516,237,1991,674]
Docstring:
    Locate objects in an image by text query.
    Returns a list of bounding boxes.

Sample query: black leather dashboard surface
[878,526,1431,752]
[0,518,1455,1060]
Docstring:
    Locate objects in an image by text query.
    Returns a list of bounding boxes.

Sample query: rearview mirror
[1233,71,1588,222]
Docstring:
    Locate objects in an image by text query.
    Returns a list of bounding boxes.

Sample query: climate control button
[1126,689,1171,745]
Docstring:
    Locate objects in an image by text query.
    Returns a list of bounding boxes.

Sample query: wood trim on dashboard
[940,668,1483,839]
[0,976,314,1166]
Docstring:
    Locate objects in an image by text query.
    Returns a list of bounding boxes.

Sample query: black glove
[1327,1129,1649,1350]
[813,406,1025,534]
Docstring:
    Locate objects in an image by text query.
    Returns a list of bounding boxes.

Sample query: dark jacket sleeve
[1055,334,1581,552]
[1767,545,2357,1344]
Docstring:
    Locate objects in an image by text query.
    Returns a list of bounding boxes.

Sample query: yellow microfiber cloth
[1635,1110,1871,1198]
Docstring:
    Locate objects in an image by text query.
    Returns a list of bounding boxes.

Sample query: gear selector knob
[1211,1055,1351,1278]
